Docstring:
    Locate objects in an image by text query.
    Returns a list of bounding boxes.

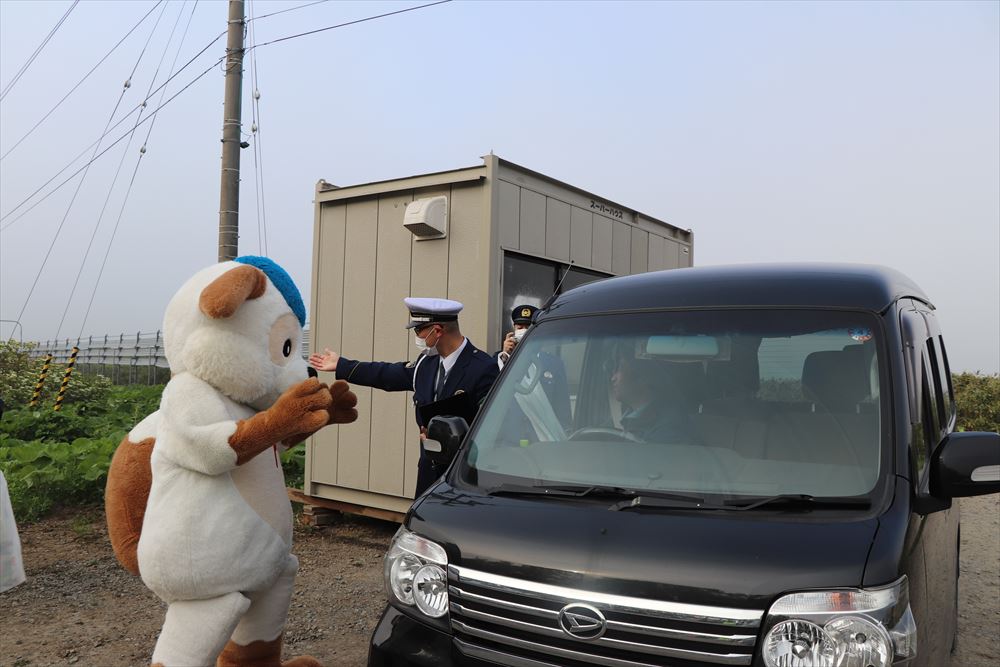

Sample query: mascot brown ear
[198,264,267,319]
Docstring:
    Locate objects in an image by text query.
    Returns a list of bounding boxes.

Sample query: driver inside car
[610,351,693,443]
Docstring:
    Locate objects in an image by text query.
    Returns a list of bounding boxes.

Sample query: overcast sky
[1,0,997,373]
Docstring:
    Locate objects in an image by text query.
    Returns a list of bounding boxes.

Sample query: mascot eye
[282,339,292,357]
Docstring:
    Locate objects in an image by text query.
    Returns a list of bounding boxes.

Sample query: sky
[0,0,997,373]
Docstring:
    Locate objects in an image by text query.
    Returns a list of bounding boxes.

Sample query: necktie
[434,362,447,400]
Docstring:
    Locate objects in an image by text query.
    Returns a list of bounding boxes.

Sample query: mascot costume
[104,257,358,667]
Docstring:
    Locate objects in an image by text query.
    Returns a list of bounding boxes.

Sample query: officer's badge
[543,371,553,380]
[521,308,532,318]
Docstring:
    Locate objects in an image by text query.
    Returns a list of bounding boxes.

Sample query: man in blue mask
[309,297,499,496]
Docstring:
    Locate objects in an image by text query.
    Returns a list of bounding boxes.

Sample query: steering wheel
[567,427,641,443]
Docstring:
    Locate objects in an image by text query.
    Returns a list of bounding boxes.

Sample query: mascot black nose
[307,366,318,379]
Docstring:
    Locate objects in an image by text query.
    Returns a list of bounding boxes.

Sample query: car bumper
[368,605,499,667]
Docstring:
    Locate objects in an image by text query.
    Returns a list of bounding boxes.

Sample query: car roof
[541,263,931,320]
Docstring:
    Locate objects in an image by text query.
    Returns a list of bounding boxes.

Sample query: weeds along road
[1,494,997,666]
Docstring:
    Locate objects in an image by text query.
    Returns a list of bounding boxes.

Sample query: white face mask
[513,328,527,341]
[415,330,440,356]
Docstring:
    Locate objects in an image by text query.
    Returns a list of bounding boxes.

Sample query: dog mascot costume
[105,257,358,667]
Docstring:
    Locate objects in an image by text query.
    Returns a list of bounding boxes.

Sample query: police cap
[511,304,539,326]
[404,297,463,329]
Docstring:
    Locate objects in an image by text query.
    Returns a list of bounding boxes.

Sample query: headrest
[802,350,869,411]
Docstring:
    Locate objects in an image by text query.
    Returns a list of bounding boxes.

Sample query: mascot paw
[327,379,358,425]
[280,380,357,446]
[273,378,334,437]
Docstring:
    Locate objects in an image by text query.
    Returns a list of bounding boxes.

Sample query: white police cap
[404,297,464,329]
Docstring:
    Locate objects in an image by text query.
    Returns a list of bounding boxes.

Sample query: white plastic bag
[0,470,26,593]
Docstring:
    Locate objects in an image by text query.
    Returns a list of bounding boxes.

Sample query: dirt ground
[1,495,997,667]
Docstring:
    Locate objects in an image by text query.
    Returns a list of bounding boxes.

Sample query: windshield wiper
[485,483,706,506]
[485,485,870,512]
[608,493,723,512]
[485,483,609,497]
[722,494,871,511]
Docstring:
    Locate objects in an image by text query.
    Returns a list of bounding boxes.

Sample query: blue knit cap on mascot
[105,256,358,667]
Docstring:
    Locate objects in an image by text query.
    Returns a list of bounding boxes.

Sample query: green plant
[282,445,306,490]
[952,372,1000,433]
[1,434,121,521]
[0,339,115,407]
[0,382,165,522]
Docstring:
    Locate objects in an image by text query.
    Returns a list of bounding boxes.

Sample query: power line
[235,1,457,253]
[0,0,79,102]
[57,0,192,340]
[1,0,455,231]
[0,55,222,235]
[247,0,332,23]
[0,1,164,163]
[247,0,268,255]
[78,2,202,339]
[248,0,453,50]
[0,148,91,232]
[17,1,170,331]
[0,28,226,228]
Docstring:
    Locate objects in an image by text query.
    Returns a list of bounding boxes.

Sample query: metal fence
[32,332,168,385]
[29,328,312,385]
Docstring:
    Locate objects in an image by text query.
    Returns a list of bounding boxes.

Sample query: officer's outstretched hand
[308,347,340,373]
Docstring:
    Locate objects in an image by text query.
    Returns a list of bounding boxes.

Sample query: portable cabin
[303,154,694,519]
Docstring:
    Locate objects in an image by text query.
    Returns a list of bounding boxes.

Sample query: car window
[462,309,887,500]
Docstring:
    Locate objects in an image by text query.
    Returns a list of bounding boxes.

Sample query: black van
[368,264,1000,667]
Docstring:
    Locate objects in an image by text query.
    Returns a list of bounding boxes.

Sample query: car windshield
[458,309,885,501]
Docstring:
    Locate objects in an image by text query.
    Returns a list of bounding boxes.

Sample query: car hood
[409,483,880,609]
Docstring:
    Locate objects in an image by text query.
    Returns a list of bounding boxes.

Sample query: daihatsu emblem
[558,603,607,640]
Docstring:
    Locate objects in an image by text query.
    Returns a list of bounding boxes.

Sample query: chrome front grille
[448,565,762,667]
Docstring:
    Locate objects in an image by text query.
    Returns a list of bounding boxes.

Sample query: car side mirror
[931,431,1000,498]
[423,416,469,467]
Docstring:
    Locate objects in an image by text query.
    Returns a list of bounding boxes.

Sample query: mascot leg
[151,592,251,667]
[217,555,321,667]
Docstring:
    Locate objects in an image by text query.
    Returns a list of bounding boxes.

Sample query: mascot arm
[228,378,333,465]
[159,374,245,475]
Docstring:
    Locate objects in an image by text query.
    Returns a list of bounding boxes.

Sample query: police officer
[496,304,572,428]
[497,304,537,370]
[308,297,498,496]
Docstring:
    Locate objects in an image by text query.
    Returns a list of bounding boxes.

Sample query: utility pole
[218,0,245,262]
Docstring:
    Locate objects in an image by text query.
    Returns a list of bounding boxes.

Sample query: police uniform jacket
[336,340,499,427]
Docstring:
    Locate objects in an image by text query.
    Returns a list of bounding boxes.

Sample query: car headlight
[384,527,449,619]
[761,577,917,667]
